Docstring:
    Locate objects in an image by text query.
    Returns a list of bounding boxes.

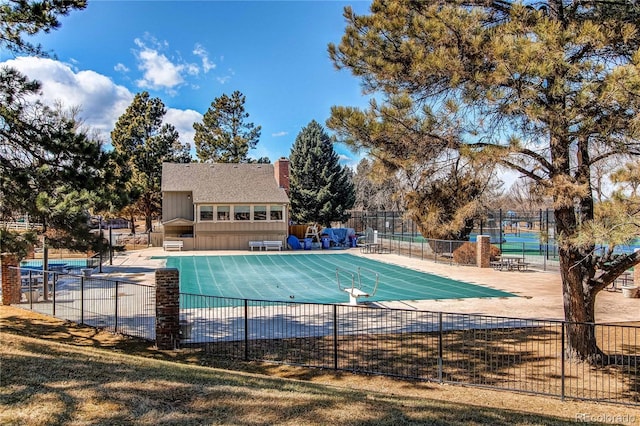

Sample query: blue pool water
[162,253,514,304]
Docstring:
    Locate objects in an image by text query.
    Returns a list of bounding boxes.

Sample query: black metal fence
[9,266,638,405]
[179,293,640,405]
[12,267,155,340]
[365,232,561,271]
[347,209,556,241]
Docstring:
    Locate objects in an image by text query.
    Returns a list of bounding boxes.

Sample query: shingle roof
[162,163,289,204]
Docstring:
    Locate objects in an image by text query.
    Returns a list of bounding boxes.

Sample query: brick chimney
[274,157,290,196]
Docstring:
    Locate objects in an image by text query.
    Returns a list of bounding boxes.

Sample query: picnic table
[491,256,530,271]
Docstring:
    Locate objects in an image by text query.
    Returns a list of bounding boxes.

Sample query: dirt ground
[6,246,640,423]
[3,305,640,424]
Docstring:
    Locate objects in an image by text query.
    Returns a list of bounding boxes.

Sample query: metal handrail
[335,267,356,292]
[336,266,379,297]
[356,266,379,297]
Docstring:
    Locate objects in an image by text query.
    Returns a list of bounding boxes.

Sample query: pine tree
[0,0,86,56]
[193,91,262,163]
[0,0,97,258]
[289,120,355,227]
[111,92,191,232]
[328,0,640,362]
[1,74,108,253]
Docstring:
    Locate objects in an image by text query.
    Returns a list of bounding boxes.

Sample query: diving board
[336,266,379,305]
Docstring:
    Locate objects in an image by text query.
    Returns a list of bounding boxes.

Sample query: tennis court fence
[7,267,639,406]
[370,232,562,271]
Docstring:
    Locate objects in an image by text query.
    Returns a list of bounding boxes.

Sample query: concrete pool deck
[96,247,639,324]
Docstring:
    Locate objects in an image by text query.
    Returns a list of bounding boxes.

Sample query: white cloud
[164,108,202,150]
[185,63,200,76]
[1,56,202,151]
[272,131,288,137]
[193,44,216,73]
[216,67,235,85]
[2,57,133,139]
[133,38,185,91]
[114,63,129,73]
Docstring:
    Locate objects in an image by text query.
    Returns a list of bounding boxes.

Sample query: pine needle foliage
[193,91,263,164]
[328,0,640,362]
[289,120,355,227]
[111,92,191,232]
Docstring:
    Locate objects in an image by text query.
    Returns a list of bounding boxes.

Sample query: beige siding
[194,221,287,250]
[196,233,287,250]
[163,192,193,221]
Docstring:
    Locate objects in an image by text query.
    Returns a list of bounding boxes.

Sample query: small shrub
[453,242,476,265]
[490,245,502,261]
[452,242,502,264]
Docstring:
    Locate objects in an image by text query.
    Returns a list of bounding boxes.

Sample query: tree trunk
[129,213,136,235]
[559,249,603,362]
[556,205,604,363]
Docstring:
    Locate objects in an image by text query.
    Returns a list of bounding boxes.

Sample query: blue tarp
[321,228,355,247]
[287,235,303,250]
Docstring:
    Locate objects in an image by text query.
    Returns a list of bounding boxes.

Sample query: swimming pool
[164,253,514,304]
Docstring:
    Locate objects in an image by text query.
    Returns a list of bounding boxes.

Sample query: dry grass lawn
[2,305,640,425]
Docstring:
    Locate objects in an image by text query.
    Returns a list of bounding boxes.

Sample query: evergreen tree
[111,92,191,232]
[0,0,108,256]
[0,69,110,252]
[0,0,86,56]
[328,94,496,240]
[328,0,640,362]
[289,120,355,227]
[193,91,262,163]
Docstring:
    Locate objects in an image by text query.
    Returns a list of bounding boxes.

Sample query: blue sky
[1,0,373,165]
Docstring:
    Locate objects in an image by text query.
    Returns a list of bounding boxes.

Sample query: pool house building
[160,159,290,250]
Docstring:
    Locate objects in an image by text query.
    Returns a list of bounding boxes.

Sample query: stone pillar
[155,268,180,350]
[1,253,21,305]
[476,235,491,268]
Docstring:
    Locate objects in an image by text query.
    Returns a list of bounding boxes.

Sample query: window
[234,205,250,221]
[217,206,230,221]
[254,205,267,221]
[270,205,283,221]
[200,206,213,221]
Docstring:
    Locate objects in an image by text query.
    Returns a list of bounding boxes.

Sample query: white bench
[163,240,183,251]
[249,241,265,251]
[263,240,283,251]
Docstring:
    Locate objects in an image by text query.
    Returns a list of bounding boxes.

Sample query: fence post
[499,209,503,253]
[155,268,180,350]
[114,281,119,334]
[544,243,548,271]
[80,276,85,324]
[52,273,57,316]
[333,304,338,370]
[438,312,443,383]
[561,322,566,401]
[244,299,249,361]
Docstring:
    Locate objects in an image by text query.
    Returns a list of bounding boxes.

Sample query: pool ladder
[336,266,379,305]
